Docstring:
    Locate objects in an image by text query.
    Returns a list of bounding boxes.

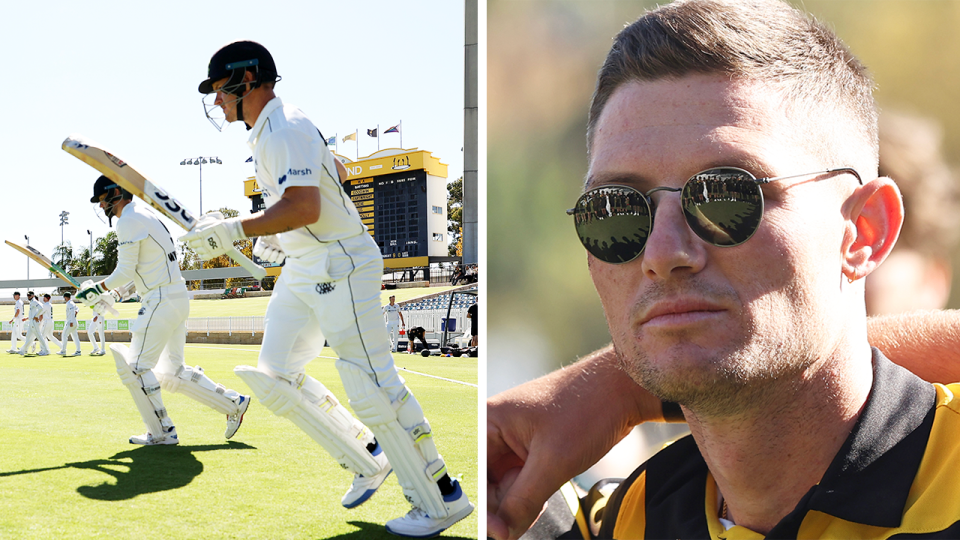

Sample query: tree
[52,242,74,275]
[447,176,463,256]
[93,231,119,276]
[70,247,94,278]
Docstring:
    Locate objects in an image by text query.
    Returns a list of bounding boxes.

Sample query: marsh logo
[392,156,410,170]
[138,307,146,316]
[278,174,287,185]
[315,283,336,295]
[287,167,313,176]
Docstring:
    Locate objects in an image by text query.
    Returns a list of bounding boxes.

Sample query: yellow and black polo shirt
[595,348,960,539]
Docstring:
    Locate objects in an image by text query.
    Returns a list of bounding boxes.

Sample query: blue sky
[1,0,467,289]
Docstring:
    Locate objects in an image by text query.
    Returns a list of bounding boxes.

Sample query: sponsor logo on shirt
[279,174,287,185]
[288,167,313,176]
[315,283,335,295]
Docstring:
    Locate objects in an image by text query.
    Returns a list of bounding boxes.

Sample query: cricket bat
[61,134,267,280]
[5,239,120,317]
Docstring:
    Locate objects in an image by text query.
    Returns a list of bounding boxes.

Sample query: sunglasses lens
[681,168,764,246]
[573,186,651,263]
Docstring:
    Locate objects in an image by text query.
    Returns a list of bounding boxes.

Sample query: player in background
[383,295,405,352]
[184,41,473,536]
[20,291,48,356]
[77,175,250,445]
[7,291,24,353]
[87,312,106,355]
[41,294,62,353]
[59,292,82,356]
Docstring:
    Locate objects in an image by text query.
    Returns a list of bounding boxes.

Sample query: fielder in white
[7,291,24,353]
[87,312,106,355]
[185,41,473,537]
[59,292,82,356]
[41,294,62,352]
[383,296,405,353]
[20,291,48,356]
[78,175,251,446]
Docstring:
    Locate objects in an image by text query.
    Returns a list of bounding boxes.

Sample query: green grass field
[0,343,478,539]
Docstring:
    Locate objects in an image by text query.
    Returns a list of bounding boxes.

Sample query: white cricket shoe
[73,351,82,356]
[37,351,49,356]
[385,479,474,538]
[342,446,393,509]
[225,395,250,439]
[130,428,179,446]
[57,350,67,356]
[6,349,16,353]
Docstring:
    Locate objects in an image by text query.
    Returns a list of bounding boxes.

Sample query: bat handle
[227,247,267,280]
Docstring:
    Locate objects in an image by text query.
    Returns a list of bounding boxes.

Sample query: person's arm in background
[868,309,960,383]
[487,344,663,540]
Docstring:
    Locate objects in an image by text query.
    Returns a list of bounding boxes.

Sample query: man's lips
[638,299,727,326]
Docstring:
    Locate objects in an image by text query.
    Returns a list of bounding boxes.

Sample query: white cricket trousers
[258,234,406,402]
[10,319,23,349]
[61,324,81,353]
[128,285,189,372]
[87,323,105,351]
[42,320,62,350]
[386,321,402,352]
[22,320,47,354]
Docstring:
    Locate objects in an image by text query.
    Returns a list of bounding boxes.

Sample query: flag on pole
[343,132,357,142]
[367,128,378,137]
[385,123,400,134]
[326,135,336,145]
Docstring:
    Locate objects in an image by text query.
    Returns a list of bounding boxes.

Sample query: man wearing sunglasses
[488,1,960,538]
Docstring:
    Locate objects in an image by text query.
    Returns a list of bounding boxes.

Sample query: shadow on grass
[0,441,255,501]
[322,521,475,540]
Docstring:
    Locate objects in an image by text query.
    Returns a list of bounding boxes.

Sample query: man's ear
[842,176,903,282]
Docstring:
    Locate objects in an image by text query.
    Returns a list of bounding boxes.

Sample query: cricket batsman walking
[77,176,250,445]
[183,41,473,537]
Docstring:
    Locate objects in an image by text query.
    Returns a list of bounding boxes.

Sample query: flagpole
[378,124,380,151]
[400,120,402,148]
[355,129,358,161]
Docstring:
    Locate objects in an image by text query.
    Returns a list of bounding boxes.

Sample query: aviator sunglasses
[568,166,862,264]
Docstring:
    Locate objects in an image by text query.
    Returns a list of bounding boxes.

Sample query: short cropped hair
[63,292,72,299]
[587,0,878,168]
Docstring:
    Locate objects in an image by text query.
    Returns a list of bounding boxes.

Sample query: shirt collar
[247,96,284,151]
[769,348,936,535]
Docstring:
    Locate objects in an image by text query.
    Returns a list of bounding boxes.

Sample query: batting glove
[77,280,108,307]
[253,234,286,264]
[182,211,247,260]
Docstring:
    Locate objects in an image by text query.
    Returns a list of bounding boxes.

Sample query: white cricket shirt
[383,303,402,324]
[105,200,185,294]
[247,97,367,259]
[65,300,78,325]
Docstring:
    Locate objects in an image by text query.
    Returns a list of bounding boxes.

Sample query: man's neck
[684,346,874,534]
[242,88,277,129]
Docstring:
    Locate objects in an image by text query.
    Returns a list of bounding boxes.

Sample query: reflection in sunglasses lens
[682,169,763,246]
[575,187,651,263]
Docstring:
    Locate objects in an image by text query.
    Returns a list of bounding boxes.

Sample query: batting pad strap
[336,360,449,519]
[156,365,239,415]
[234,366,379,476]
[111,344,169,436]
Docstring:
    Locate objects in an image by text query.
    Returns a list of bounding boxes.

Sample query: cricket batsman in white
[59,292,82,356]
[184,41,473,536]
[41,294,62,352]
[383,295,405,353]
[7,291,24,353]
[78,175,251,445]
[20,291,48,356]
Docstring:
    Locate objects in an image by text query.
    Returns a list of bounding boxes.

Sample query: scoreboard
[244,148,450,270]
